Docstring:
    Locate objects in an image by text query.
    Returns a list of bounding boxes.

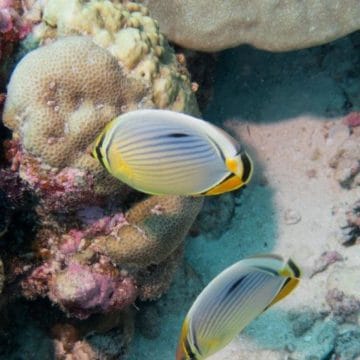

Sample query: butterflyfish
[91,109,253,196]
[176,254,301,360]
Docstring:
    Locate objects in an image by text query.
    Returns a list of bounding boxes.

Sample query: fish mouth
[240,152,253,184]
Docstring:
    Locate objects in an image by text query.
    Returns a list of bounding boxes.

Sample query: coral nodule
[3,36,145,210]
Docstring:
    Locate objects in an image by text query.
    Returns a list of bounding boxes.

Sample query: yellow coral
[32,0,199,115]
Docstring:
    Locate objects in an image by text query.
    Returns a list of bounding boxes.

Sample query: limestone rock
[141,0,360,52]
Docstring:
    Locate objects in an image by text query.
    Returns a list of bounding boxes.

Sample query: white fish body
[176,254,301,359]
[92,109,252,195]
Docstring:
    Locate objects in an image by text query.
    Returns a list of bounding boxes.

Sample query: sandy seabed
[131,34,360,360]
[0,32,359,360]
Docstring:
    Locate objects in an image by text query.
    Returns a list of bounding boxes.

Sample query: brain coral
[140,0,360,52]
[4,36,144,170]
[30,0,199,114]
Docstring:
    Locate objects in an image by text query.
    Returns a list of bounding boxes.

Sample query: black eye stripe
[225,275,247,296]
[241,152,252,183]
[168,133,190,138]
[184,338,198,360]
[95,133,106,168]
[288,259,301,278]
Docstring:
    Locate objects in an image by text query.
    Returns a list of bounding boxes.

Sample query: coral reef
[334,330,360,359]
[0,298,134,359]
[28,0,199,115]
[0,0,40,89]
[3,36,145,209]
[288,307,327,337]
[310,251,343,278]
[0,0,33,59]
[19,194,202,318]
[52,310,134,359]
[1,0,202,337]
[140,0,360,52]
[49,261,137,319]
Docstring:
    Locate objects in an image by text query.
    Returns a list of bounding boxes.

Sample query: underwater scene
[0,1,359,359]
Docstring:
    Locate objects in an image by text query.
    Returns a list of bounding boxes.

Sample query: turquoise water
[0,6,359,359]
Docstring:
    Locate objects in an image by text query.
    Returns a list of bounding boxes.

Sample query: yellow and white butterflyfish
[176,254,301,360]
[91,109,253,196]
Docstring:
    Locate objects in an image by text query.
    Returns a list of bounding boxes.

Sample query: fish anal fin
[204,175,243,195]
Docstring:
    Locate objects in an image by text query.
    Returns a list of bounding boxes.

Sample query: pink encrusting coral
[10,144,113,212]
[19,195,203,318]
[20,210,135,319]
[59,211,128,255]
[343,112,360,128]
[49,260,138,319]
[0,0,32,38]
[0,0,33,66]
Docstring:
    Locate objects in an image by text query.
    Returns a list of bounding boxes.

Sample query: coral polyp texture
[30,0,199,115]
[3,36,147,210]
[21,195,203,318]
[96,195,204,267]
[4,36,145,170]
